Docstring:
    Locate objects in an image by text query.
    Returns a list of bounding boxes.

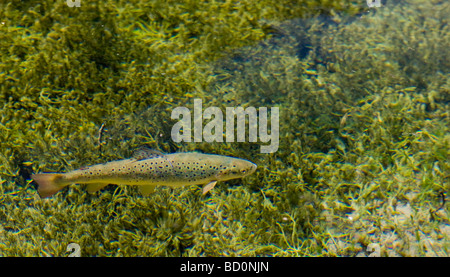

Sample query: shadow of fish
[31,148,257,198]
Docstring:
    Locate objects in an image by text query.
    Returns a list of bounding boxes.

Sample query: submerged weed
[0,0,448,256]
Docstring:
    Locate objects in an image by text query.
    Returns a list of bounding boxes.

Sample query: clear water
[0,0,448,257]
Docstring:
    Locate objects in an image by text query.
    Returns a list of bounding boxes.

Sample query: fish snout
[240,160,257,176]
[219,159,257,180]
[249,162,257,174]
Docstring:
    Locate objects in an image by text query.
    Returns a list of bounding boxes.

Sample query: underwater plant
[0,0,448,256]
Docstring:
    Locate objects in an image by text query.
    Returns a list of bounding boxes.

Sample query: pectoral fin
[87,183,109,193]
[202,181,217,195]
[138,185,157,196]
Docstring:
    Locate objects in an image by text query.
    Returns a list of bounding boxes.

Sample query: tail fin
[32,173,66,198]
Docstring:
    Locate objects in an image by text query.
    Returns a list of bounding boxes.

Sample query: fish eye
[241,169,247,174]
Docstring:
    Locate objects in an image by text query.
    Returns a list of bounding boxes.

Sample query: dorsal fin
[132,147,166,161]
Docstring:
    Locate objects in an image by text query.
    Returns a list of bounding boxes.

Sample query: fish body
[32,150,257,198]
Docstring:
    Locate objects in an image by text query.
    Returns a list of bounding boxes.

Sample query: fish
[31,148,257,198]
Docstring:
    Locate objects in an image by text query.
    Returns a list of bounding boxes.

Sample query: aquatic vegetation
[0,0,448,256]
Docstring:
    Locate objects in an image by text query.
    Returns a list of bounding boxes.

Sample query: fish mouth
[249,162,257,174]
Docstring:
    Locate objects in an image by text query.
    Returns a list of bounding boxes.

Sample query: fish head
[216,158,257,181]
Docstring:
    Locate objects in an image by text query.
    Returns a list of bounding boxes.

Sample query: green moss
[0,0,448,256]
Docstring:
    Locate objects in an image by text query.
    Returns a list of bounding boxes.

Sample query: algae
[0,0,448,256]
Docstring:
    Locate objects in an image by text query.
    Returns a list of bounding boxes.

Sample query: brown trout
[31,148,257,198]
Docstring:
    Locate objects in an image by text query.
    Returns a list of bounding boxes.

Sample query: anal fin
[87,183,109,194]
[139,185,157,196]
